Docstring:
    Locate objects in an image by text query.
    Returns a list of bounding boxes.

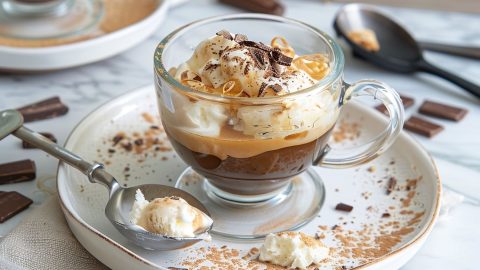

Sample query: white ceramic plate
[0,0,184,72]
[58,85,440,270]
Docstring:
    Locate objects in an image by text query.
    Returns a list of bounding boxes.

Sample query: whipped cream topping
[174,31,319,97]
[130,190,213,238]
[259,232,329,269]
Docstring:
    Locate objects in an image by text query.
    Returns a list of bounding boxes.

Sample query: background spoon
[0,109,212,251]
[334,3,480,99]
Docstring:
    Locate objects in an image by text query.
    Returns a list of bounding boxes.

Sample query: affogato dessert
[130,190,213,238]
[158,30,340,196]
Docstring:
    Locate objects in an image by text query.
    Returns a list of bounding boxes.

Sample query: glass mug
[154,14,404,205]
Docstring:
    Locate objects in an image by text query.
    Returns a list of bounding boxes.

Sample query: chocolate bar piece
[0,159,36,185]
[376,94,414,114]
[0,191,33,223]
[404,116,444,138]
[219,0,284,15]
[419,100,468,121]
[335,203,353,212]
[16,96,69,123]
[22,132,57,149]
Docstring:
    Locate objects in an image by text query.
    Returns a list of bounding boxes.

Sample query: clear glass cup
[154,14,404,238]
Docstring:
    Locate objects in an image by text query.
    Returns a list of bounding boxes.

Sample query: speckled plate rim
[57,84,441,270]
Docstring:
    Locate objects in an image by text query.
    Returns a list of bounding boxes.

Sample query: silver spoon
[0,109,212,250]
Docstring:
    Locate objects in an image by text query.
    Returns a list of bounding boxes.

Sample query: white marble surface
[0,0,479,269]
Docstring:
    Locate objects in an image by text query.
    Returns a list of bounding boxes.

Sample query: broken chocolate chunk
[0,159,36,185]
[418,100,468,121]
[335,203,353,212]
[16,96,69,123]
[404,116,444,138]
[0,191,33,223]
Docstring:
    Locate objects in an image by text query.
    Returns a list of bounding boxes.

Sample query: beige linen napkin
[0,196,108,270]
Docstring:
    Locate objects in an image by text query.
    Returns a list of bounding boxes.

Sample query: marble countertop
[0,0,479,269]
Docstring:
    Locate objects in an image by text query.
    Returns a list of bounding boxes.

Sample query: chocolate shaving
[387,177,397,195]
[272,83,282,93]
[216,30,233,40]
[240,40,272,52]
[248,47,268,68]
[258,82,268,97]
[382,213,391,218]
[271,48,293,66]
[234,34,248,43]
[244,63,251,75]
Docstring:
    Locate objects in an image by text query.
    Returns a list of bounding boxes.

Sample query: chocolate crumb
[382,213,391,218]
[134,139,143,146]
[150,125,159,130]
[112,134,124,146]
[272,83,282,93]
[122,142,133,152]
[387,177,397,195]
[335,203,354,212]
[108,149,115,154]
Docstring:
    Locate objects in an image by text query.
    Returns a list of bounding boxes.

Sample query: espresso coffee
[167,127,333,195]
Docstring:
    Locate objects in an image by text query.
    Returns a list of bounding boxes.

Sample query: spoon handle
[0,110,118,190]
[419,41,480,59]
[417,60,480,99]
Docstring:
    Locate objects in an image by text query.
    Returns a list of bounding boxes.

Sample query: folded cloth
[0,196,108,270]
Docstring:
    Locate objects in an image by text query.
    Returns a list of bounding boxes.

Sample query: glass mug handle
[314,80,405,168]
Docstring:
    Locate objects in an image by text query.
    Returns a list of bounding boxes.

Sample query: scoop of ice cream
[130,189,213,238]
[258,232,329,269]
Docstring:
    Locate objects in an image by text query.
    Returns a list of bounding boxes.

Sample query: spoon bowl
[0,109,212,251]
[334,3,421,73]
[106,183,212,250]
[334,3,480,98]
